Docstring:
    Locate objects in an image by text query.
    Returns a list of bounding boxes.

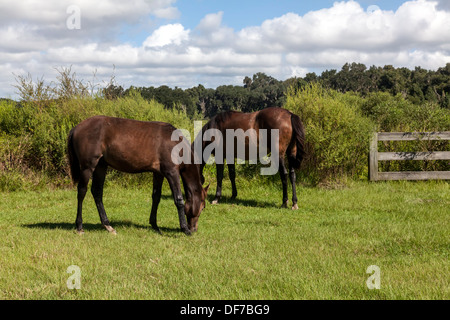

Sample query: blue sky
[0,0,449,97]
[175,0,406,30]
[121,0,408,45]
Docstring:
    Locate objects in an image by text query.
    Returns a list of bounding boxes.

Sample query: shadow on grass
[21,220,183,236]
[207,195,278,208]
[160,193,278,208]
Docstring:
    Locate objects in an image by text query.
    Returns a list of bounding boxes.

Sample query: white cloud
[192,11,236,48]
[235,0,450,53]
[431,0,450,11]
[143,24,190,48]
[1,0,450,98]
[197,11,224,31]
[0,0,179,24]
[0,0,180,51]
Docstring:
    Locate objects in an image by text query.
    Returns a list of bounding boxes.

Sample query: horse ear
[204,183,210,193]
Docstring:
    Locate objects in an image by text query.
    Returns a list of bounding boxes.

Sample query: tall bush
[360,91,449,132]
[360,92,449,173]
[285,83,375,184]
[0,92,195,190]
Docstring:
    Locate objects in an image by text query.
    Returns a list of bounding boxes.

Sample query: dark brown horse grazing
[67,115,209,236]
[197,107,305,209]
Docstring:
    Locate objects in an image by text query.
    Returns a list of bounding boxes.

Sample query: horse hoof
[184,229,192,236]
[76,229,84,235]
[281,202,288,208]
[152,227,162,235]
[292,203,299,210]
[105,225,117,235]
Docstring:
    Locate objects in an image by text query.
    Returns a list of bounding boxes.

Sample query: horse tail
[67,127,81,184]
[288,112,306,170]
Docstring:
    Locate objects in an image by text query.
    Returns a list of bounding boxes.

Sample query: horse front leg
[199,162,206,185]
[149,172,164,234]
[165,171,191,235]
[212,163,224,204]
[92,162,116,234]
[227,162,237,200]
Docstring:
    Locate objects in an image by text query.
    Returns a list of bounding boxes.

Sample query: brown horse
[67,115,209,236]
[197,107,305,209]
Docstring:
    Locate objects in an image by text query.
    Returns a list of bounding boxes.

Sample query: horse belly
[103,139,161,173]
[224,129,259,162]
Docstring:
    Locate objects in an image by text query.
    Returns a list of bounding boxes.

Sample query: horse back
[72,115,181,173]
[212,111,256,131]
[256,107,292,131]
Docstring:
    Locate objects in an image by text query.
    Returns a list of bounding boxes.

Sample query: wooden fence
[369,131,450,181]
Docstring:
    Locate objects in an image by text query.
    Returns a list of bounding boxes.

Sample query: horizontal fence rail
[377,151,450,161]
[369,131,450,181]
[377,132,450,141]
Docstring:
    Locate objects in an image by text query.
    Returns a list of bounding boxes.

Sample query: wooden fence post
[369,132,378,181]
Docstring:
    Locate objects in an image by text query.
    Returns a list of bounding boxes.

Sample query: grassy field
[0,177,448,300]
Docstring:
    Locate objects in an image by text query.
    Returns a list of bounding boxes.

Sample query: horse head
[185,183,209,233]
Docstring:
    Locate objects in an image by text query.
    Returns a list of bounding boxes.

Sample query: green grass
[0,178,448,299]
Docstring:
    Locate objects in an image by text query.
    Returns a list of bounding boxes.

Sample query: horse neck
[181,163,203,200]
[191,120,216,167]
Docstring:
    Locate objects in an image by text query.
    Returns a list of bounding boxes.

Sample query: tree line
[103,62,450,118]
[2,63,448,189]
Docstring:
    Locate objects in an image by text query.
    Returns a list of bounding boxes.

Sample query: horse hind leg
[91,161,116,235]
[149,172,164,234]
[288,158,299,210]
[278,157,289,208]
[76,168,93,235]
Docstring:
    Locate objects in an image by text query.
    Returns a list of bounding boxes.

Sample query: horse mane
[204,110,242,131]
[190,110,243,166]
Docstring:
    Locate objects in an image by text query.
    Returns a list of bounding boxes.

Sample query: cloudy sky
[1,0,449,98]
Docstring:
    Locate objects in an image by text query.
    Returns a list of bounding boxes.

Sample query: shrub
[285,86,449,183]
[360,92,449,173]
[285,83,375,184]
[0,92,195,190]
[360,91,449,132]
